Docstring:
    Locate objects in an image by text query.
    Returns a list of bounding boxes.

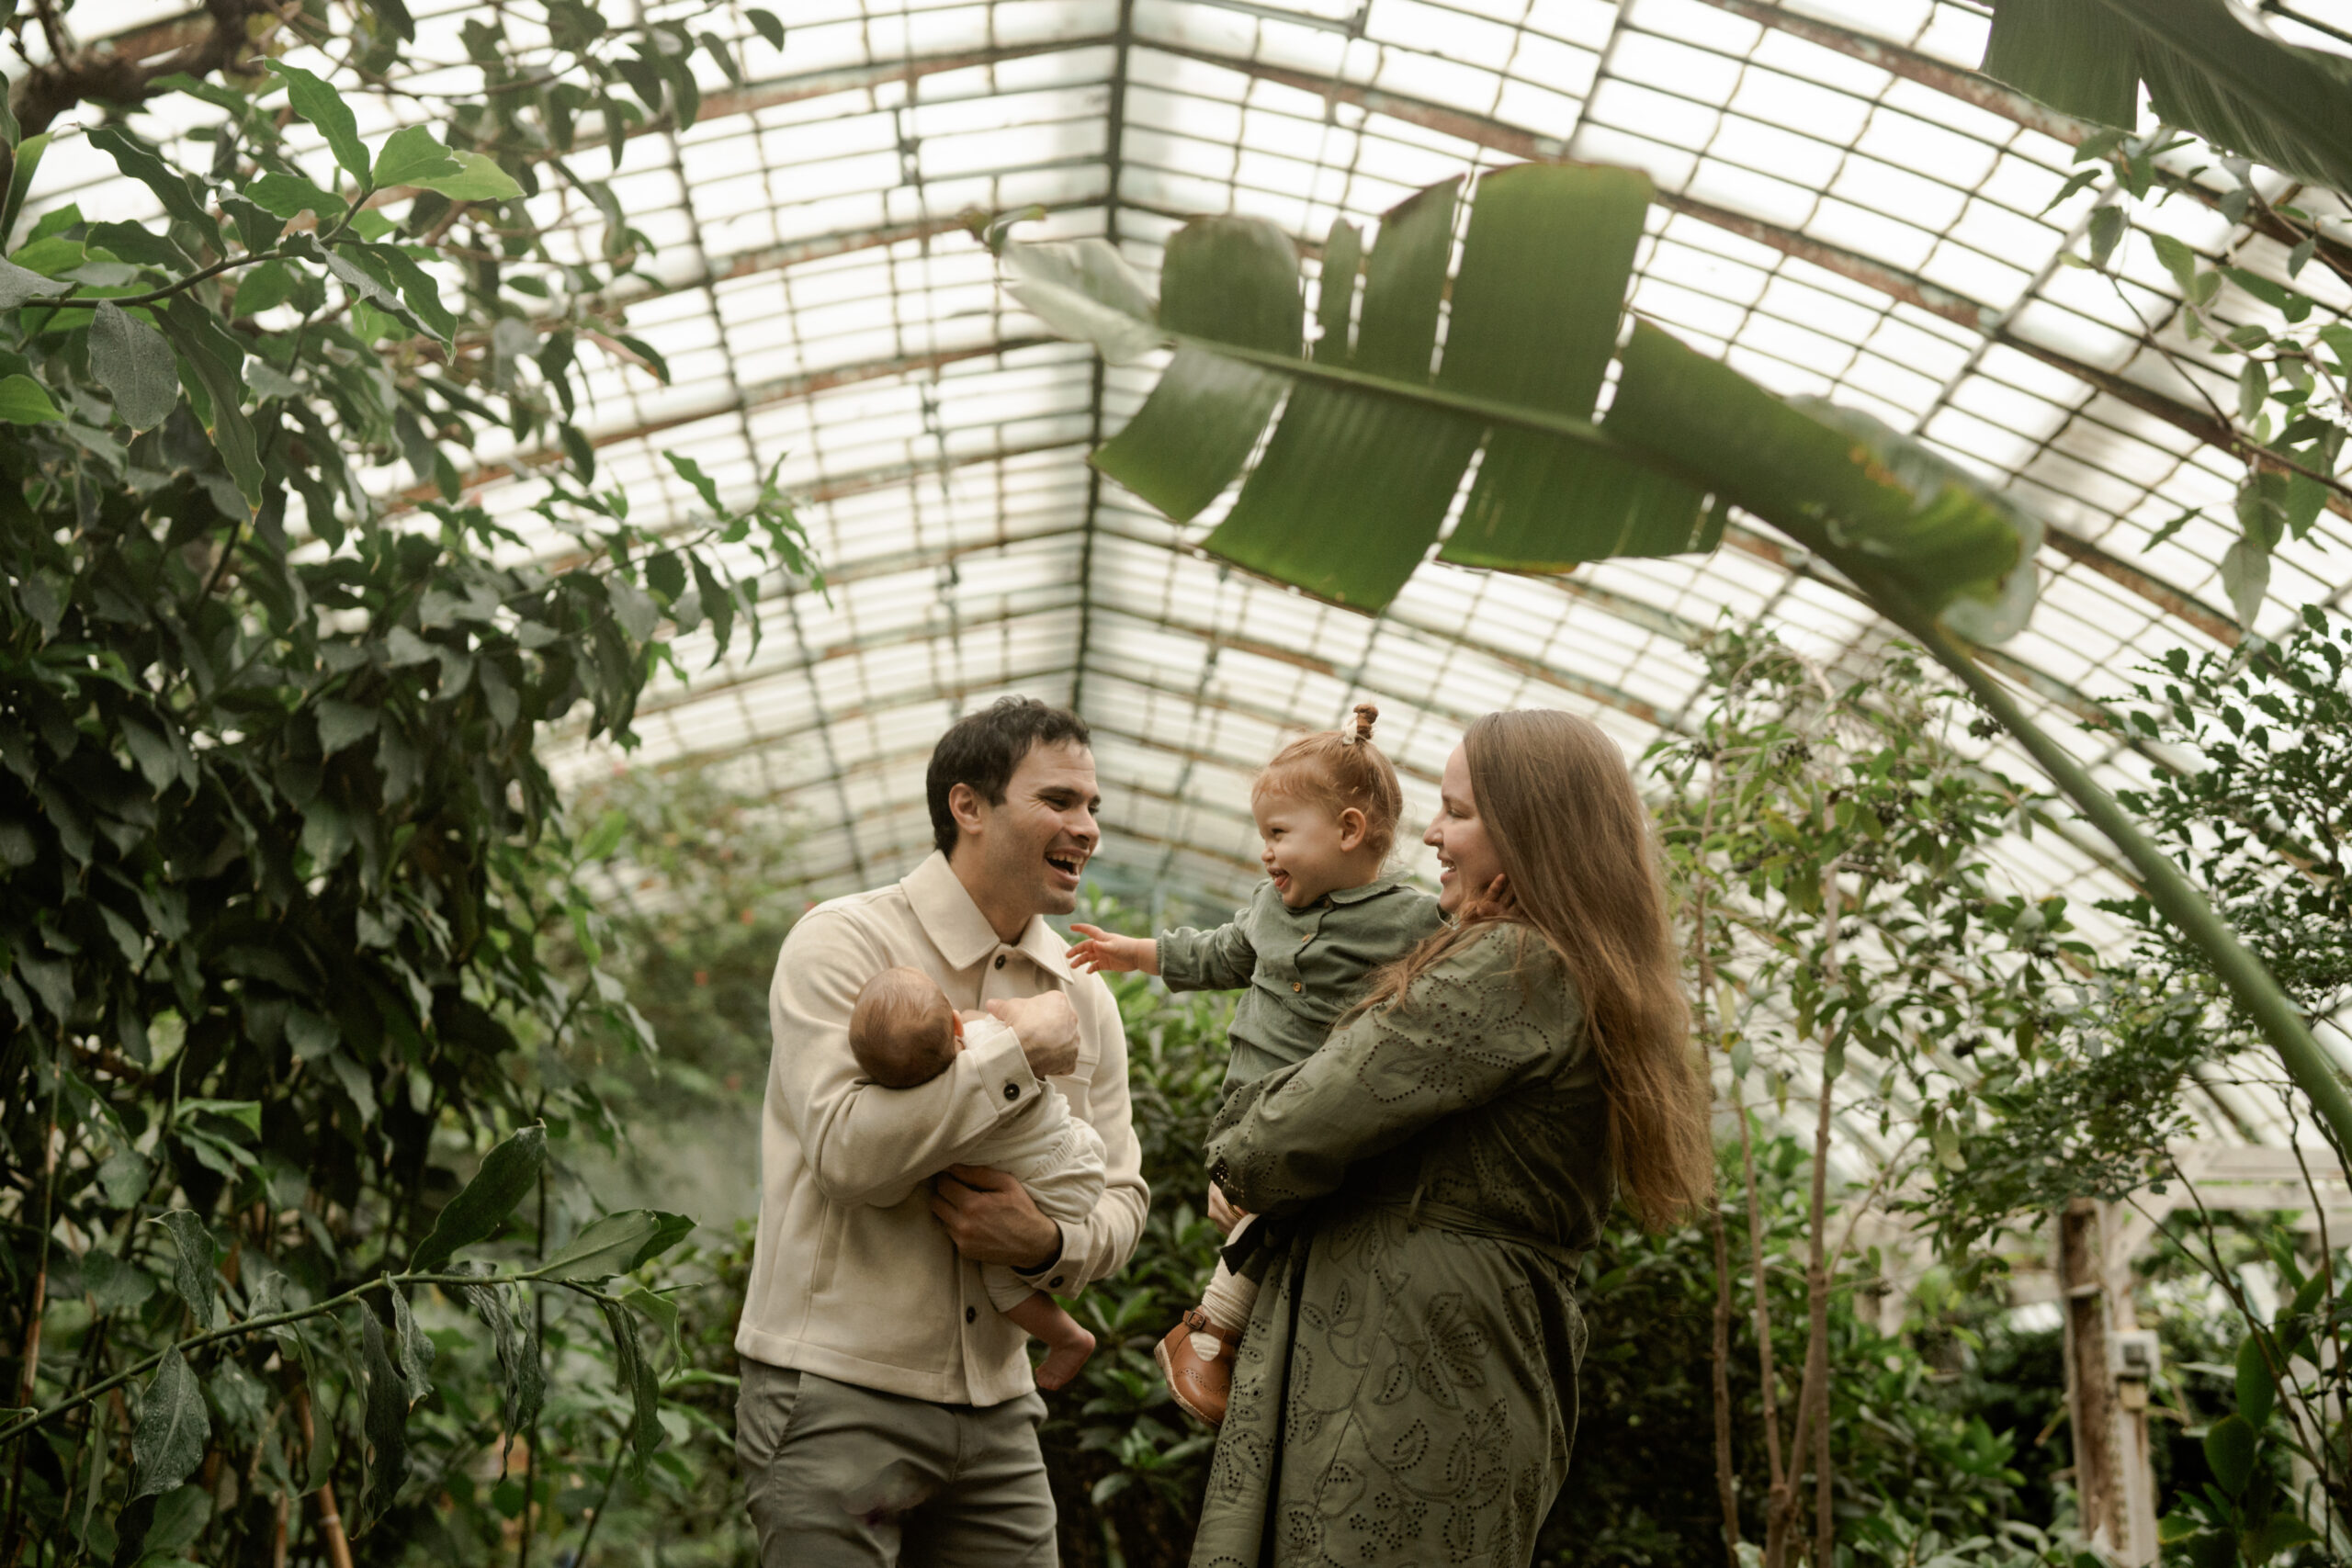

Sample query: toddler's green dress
[1191,924,1611,1568]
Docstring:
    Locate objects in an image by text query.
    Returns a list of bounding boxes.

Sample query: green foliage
[1649,626,2088,1202]
[0,15,822,1562]
[994,171,2037,637]
[2041,118,2347,631]
[1039,901,1230,1566]
[1539,1138,2044,1567]
[2102,607,2352,1045]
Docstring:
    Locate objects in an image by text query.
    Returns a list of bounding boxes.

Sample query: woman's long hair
[1360,709,1713,1232]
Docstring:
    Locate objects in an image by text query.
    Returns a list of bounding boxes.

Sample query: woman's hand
[1206,1182,1248,1237]
[1066,923,1159,976]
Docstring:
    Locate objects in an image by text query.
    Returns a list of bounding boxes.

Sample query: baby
[1067,705,1442,1425]
[847,965,1103,1390]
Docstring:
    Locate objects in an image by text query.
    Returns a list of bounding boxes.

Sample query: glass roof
[22,0,2352,1122]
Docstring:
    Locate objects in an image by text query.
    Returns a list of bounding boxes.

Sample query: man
[735,697,1147,1565]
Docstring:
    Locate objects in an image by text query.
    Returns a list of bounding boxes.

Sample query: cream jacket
[734,852,1148,1406]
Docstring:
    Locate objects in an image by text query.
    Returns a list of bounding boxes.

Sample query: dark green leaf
[664,449,723,513]
[2086,205,2127,270]
[615,333,670,385]
[356,1309,408,1530]
[366,0,415,43]
[0,132,46,254]
[265,61,370,186]
[746,7,785,51]
[453,1277,545,1446]
[89,302,179,431]
[2247,1514,2317,1562]
[597,1298,663,1479]
[2143,505,2198,552]
[159,296,264,511]
[2132,0,2352,196]
[315,699,379,756]
[2204,1412,2257,1495]
[81,1247,155,1310]
[245,171,346,221]
[1609,323,2041,642]
[152,1210,218,1329]
[537,1208,694,1280]
[1206,178,1473,608]
[560,422,594,481]
[1438,163,1704,573]
[408,1123,547,1272]
[1090,218,1297,518]
[1979,0,2137,124]
[2235,1332,2276,1428]
[130,1350,209,1500]
[86,126,222,255]
[354,243,456,341]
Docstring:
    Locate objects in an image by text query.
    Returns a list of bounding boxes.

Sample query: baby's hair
[1251,704,1405,862]
[848,966,960,1089]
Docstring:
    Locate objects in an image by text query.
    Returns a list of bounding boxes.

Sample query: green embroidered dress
[1192,925,1611,1568]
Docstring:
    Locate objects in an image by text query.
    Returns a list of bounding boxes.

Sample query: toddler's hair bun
[1341,704,1378,747]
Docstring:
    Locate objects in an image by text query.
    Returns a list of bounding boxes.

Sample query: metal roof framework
[21,0,2352,1145]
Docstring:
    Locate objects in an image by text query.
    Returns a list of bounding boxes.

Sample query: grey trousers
[735,1358,1057,1566]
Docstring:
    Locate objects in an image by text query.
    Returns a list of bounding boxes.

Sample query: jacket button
[1292,981,1302,993]
[994,953,1007,969]
[966,1306,977,1324]
[1049,1276,1065,1289]
[1004,1083,1020,1100]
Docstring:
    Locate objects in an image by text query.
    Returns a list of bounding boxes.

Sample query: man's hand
[1206,1182,1247,1238]
[929,1165,1061,1271]
[1065,924,1158,976]
[987,992,1080,1078]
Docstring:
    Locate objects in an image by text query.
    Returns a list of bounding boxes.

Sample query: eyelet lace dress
[1189,924,1612,1568]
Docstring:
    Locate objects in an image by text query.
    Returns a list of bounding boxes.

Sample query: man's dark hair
[927,697,1092,854]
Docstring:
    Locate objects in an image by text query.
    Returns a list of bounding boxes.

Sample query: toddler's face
[1252,796,1362,908]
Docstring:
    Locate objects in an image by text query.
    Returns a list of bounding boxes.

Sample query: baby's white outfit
[948,1019,1108,1312]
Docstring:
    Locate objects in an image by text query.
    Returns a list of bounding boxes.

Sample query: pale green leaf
[88,302,179,431]
[415,152,524,203]
[130,1351,210,1500]
[372,125,464,189]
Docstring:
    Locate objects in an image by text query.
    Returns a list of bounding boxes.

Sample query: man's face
[961,742,1102,919]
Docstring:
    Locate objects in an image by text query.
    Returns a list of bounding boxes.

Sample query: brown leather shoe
[1156,1307,1240,1427]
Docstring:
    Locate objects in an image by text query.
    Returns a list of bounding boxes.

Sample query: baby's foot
[1035,1321,1096,1391]
[1156,1307,1240,1426]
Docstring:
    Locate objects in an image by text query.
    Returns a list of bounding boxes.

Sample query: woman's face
[1425,743,1505,916]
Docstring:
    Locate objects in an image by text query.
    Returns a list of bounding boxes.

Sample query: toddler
[847,965,1102,1390]
[1066,705,1442,1425]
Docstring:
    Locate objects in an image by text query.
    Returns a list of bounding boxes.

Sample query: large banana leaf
[989,161,2352,1158]
[1001,165,2034,639]
[1982,0,2352,196]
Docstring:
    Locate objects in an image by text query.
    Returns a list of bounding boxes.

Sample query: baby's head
[1250,705,1405,908]
[849,966,964,1089]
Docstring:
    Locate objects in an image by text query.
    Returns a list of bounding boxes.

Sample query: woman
[1189,709,1716,1568]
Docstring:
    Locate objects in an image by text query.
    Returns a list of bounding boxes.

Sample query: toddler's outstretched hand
[1066,923,1159,976]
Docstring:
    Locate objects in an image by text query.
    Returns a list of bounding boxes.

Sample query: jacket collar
[901,852,1076,981]
[1323,871,1411,908]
